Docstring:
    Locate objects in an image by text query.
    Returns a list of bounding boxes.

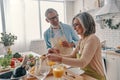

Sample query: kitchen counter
[105,51,120,57]
[102,50,120,80]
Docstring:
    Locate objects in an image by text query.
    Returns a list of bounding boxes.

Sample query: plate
[62,64,71,68]
[68,68,84,75]
[0,68,10,73]
[28,66,51,79]
[0,67,11,73]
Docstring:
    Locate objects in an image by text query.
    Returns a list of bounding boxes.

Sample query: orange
[47,61,56,66]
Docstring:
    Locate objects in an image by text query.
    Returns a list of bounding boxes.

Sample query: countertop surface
[102,50,120,57]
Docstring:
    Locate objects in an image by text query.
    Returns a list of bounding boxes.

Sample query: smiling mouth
[75,30,78,32]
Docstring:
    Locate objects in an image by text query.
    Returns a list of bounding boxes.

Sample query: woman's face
[73,18,84,35]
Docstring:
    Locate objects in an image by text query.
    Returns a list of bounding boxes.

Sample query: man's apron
[50,24,72,55]
[50,36,72,55]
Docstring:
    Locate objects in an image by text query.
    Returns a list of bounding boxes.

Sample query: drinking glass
[52,64,64,80]
[38,66,50,80]
[36,58,50,80]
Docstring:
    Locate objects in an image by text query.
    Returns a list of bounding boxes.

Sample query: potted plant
[0,32,17,54]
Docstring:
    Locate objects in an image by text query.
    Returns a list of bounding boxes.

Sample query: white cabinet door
[117,56,120,80]
[106,54,119,80]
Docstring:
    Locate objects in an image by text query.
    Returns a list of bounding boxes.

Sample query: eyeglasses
[47,15,58,21]
[72,23,79,27]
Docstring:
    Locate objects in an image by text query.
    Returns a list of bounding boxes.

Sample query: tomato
[17,57,23,62]
[10,59,15,68]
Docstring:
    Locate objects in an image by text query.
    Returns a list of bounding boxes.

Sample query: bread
[29,66,35,75]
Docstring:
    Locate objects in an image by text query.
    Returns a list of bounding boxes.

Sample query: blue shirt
[44,22,79,48]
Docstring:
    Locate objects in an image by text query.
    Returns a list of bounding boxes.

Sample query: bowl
[0,70,27,80]
[11,74,27,80]
[0,70,13,80]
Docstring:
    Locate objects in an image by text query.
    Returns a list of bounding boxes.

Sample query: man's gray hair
[72,12,96,36]
[45,8,58,17]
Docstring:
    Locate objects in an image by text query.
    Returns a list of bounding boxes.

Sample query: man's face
[46,12,59,26]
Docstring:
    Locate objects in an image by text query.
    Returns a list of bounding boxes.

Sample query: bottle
[34,56,40,75]
[7,48,12,54]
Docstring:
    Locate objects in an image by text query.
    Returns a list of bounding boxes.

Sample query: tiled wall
[96,24,120,48]
[116,0,120,10]
[96,0,120,48]
[73,0,120,48]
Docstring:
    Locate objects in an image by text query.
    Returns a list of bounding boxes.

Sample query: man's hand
[62,41,74,48]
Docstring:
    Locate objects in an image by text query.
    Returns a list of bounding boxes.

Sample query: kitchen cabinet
[117,55,120,80]
[106,52,120,80]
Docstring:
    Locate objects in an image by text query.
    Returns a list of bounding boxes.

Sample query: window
[0,8,2,33]
[39,1,65,38]
[0,0,5,33]
[2,0,65,52]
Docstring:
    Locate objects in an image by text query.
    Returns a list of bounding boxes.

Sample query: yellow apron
[82,65,106,80]
[77,54,106,80]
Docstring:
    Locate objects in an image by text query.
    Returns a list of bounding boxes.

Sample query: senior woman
[47,12,106,80]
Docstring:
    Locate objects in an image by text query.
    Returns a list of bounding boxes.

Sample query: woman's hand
[47,54,62,63]
[48,48,60,54]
